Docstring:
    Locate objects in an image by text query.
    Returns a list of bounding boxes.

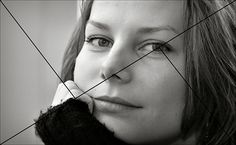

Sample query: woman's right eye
[85,36,113,49]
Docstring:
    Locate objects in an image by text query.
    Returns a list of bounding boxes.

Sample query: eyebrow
[138,25,178,35]
[88,20,110,31]
[87,20,178,34]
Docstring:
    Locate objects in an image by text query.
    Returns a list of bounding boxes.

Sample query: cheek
[73,48,100,88]
[146,75,185,133]
[136,55,186,110]
[135,68,185,140]
[143,70,186,109]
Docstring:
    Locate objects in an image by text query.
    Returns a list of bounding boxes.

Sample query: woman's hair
[182,1,236,145]
[60,0,236,145]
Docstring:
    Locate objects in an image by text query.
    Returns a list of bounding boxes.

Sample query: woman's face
[74,1,187,144]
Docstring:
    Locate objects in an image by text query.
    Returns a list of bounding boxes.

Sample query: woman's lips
[93,96,142,113]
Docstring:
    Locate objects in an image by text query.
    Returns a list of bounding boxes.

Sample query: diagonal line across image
[0,0,235,144]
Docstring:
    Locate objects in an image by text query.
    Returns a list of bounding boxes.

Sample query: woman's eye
[85,36,113,49]
[139,42,170,56]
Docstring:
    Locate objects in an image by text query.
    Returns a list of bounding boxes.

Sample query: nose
[100,45,132,84]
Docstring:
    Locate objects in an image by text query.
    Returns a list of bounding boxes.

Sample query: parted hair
[61,0,236,145]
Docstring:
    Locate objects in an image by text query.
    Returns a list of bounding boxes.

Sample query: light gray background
[1,1,79,144]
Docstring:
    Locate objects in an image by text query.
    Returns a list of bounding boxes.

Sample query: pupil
[99,39,108,46]
[152,44,159,51]
[153,44,162,51]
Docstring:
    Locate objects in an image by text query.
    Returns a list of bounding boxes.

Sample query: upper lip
[94,96,142,108]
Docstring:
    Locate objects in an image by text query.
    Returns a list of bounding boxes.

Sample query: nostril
[102,73,121,80]
[101,73,106,80]
[100,65,131,83]
[111,74,121,80]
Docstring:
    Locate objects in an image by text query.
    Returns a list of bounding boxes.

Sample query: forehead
[90,1,184,32]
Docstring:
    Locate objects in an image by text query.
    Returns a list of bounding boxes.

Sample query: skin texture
[73,1,195,145]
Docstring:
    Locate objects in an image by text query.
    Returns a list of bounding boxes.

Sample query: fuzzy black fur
[35,98,130,145]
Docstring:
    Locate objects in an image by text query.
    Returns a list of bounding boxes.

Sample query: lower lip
[94,100,140,113]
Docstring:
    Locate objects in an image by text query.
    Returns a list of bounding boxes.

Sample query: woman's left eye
[85,36,113,49]
[139,42,171,56]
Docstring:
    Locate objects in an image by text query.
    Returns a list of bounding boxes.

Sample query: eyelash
[85,35,113,48]
[85,35,171,54]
